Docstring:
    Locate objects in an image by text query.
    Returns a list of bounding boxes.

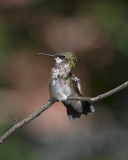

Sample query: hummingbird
[37,51,95,120]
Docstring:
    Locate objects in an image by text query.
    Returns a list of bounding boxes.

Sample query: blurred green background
[0,0,128,160]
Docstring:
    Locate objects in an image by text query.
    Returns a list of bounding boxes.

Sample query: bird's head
[37,51,77,70]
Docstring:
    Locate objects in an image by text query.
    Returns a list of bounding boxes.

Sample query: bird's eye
[61,56,65,59]
[57,55,65,59]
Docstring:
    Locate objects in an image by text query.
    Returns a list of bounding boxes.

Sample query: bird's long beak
[37,52,65,59]
[37,53,56,58]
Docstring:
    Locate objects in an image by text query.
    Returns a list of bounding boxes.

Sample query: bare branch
[68,81,128,102]
[0,81,128,144]
[0,98,57,144]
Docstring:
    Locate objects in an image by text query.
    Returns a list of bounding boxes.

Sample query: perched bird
[38,51,95,120]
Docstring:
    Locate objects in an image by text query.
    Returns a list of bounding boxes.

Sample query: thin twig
[68,81,128,102]
[0,81,128,144]
[0,98,57,144]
